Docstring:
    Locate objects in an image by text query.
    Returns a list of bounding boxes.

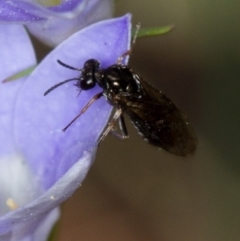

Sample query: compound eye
[84,59,100,69]
[80,77,96,90]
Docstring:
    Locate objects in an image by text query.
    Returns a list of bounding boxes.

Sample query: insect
[44,54,197,156]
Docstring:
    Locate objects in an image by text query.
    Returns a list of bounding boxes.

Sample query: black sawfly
[44,55,197,156]
[44,29,197,156]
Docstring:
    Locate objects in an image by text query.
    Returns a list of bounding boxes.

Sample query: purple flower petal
[0,24,36,158]
[0,150,93,240]
[14,14,131,189]
[0,1,46,22]
[0,14,131,240]
[0,24,59,240]
[0,24,36,84]
[0,0,114,46]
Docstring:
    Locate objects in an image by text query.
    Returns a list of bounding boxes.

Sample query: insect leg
[98,108,123,145]
[117,23,141,65]
[116,50,131,65]
[132,22,141,45]
[62,92,103,132]
[110,114,129,140]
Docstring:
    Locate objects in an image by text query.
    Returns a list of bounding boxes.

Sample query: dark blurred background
[37,1,240,240]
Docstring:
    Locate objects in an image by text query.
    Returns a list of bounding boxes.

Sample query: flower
[0,0,114,46]
[0,14,131,240]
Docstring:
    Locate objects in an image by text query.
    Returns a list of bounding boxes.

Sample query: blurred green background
[43,0,240,240]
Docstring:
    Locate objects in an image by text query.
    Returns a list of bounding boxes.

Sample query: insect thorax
[102,65,143,95]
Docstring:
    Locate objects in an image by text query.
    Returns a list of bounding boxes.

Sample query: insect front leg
[63,92,103,132]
